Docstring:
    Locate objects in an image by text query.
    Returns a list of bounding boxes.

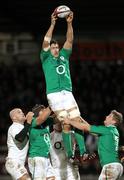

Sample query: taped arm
[42,13,57,51]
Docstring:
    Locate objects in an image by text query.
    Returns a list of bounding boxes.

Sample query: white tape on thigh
[68,109,80,119]
[57,111,68,121]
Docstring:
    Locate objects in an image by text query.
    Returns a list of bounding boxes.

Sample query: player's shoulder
[9,123,23,133]
[50,131,61,139]
[12,122,23,128]
[40,49,50,55]
[8,123,17,130]
[60,48,72,58]
[50,131,54,137]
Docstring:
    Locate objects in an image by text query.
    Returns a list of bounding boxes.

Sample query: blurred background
[1,0,124,179]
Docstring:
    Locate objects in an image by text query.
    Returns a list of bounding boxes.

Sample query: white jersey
[6,122,29,164]
[50,131,80,180]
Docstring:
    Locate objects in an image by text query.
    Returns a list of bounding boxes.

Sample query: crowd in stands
[0,58,124,175]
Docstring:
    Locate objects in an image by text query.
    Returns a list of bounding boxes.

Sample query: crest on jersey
[56,65,65,74]
[60,56,65,61]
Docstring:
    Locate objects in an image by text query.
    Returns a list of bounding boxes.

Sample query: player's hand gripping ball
[54,5,71,18]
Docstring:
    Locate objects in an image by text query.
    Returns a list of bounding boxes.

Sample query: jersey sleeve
[90,125,110,135]
[31,117,37,128]
[40,49,50,62]
[60,48,72,59]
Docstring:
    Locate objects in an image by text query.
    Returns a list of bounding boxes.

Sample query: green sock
[74,128,86,156]
[62,131,73,158]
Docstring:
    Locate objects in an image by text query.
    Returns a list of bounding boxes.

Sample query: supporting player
[28,104,56,180]
[63,110,124,180]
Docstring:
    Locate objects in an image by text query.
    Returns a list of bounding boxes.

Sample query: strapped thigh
[67,107,80,119]
[56,110,69,122]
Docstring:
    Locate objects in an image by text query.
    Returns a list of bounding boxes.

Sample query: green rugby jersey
[28,117,53,158]
[90,125,120,166]
[40,48,72,94]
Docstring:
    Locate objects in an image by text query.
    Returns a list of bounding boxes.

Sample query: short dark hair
[111,110,123,125]
[32,104,45,117]
[50,39,59,46]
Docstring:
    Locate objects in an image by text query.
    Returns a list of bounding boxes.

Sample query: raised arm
[63,117,91,132]
[63,11,74,49]
[15,112,34,142]
[36,107,52,125]
[42,13,57,51]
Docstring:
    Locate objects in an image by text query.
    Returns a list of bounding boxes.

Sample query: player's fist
[26,112,34,124]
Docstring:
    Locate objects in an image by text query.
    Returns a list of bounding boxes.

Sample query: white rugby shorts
[99,162,123,180]
[53,166,80,180]
[5,158,28,180]
[47,90,80,119]
[28,157,55,179]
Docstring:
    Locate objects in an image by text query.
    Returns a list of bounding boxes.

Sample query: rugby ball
[54,5,70,18]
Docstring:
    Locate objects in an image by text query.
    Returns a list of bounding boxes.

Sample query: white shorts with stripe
[53,167,80,180]
[99,162,123,180]
[28,157,55,180]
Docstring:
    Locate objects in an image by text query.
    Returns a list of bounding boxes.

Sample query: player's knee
[46,176,55,180]
[20,174,31,180]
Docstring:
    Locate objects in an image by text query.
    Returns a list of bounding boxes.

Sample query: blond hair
[111,110,123,125]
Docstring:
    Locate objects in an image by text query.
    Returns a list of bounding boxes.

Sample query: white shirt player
[5,108,33,180]
[50,129,80,180]
[7,122,29,164]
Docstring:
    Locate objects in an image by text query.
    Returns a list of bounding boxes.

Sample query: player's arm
[49,113,60,124]
[15,112,34,142]
[63,117,91,132]
[36,107,52,125]
[42,13,57,51]
[63,11,74,49]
